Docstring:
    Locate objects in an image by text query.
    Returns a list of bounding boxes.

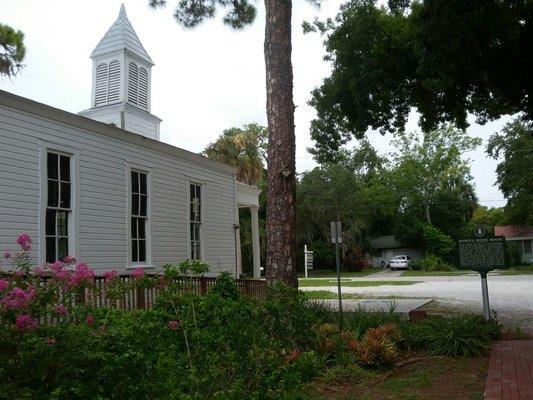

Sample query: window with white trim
[190,183,202,260]
[45,152,72,263]
[130,170,149,263]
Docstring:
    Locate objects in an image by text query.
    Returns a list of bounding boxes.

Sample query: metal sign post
[331,221,343,329]
[456,234,508,321]
[304,244,308,279]
[480,270,491,320]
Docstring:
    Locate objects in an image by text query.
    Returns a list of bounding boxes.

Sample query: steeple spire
[90,4,153,65]
[119,3,127,19]
[80,4,161,141]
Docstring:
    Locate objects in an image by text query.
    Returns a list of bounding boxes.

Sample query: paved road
[302,270,533,330]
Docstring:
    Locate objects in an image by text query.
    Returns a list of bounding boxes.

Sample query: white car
[389,255,412,270]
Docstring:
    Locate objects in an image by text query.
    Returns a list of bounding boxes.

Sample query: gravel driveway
[301,271,533,330]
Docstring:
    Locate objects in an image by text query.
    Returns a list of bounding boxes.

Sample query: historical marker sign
[457,237,508,271]
[456,236,509,321]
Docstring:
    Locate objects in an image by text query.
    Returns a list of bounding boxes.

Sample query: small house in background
[494,226,533,264]
[365,235,422,267]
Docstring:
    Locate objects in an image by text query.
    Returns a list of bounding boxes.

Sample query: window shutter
[138,67,148,109]
[107,60,120,103]
[94,63,108,106]
[128,62,138,105]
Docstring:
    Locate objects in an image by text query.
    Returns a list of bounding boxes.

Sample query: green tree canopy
[388,126,480,244]
[203,123,267,186]
[297,140,397,249]
[487,119,533,225]
[0,23,25,77]
[465,206,507,236]
[306,0,531,161]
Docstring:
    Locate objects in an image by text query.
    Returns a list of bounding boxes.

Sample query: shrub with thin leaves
[417,315,499,357]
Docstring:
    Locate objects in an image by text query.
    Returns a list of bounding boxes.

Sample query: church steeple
[79,4,161,141]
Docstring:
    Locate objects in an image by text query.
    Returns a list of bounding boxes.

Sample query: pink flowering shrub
[15,314,38,332]
[16,233,32,251]
[132,267,145,279]
[168,320,181,331]
[0,234,102,332]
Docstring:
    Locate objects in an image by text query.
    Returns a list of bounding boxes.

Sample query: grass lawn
[299,279,421,288]
[496,265,533,275]
[401,270,471,277]
[305,356,488,400]
[300,268,381,278]
[302,290,363,300]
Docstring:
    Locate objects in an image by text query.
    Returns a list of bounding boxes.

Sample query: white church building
[0,5,261,277]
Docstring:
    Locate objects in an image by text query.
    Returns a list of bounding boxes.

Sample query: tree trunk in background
[424,202,432,225]
[264,0,298,288]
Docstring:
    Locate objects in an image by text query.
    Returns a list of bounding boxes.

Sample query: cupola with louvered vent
[79,4,161,141]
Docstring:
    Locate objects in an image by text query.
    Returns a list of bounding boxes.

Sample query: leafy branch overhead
[148,0,257,29]
[306,0,531,162]
[0,23,26,77]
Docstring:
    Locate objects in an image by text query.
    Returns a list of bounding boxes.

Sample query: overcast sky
[1,0,509,207]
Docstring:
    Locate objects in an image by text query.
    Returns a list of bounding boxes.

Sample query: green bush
[422,225,455,258]
[506,241,522,268]
[343,248,369,272]
[414,315,500,357]
[416,254,456,271]
[0,277,327,400]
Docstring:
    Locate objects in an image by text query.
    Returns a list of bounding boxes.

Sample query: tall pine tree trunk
[264,0,298,288]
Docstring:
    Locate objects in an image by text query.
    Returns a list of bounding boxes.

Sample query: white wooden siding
[0,100,237,275]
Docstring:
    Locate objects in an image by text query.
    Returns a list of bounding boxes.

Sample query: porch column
[236,224,242,278]
[250,205,261,278]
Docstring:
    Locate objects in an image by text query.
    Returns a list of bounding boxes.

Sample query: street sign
[457,237,508,271]
[303,245,314,278]
[306,252,314,269]
[330,221,342,244]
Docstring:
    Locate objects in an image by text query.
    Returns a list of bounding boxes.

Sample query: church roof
[90,4,154,65]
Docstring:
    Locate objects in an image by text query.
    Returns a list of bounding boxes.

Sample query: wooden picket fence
[10,274,268,311]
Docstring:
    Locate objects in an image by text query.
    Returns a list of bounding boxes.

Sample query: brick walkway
[485,340,533,400]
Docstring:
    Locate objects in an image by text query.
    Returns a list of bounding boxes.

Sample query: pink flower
[50,261,65,273]
[46,337,57,345]
[168,320,181,331]
[3,251,10,259]
[62,255,76,264]
[15,314,38,332]
[1,286,36,311]
[34,265,48,277]
[86,315,94,327]
[103,270,119,281]
[54,304,68,315]
[67,263,95,288]
[0,279,8,291]
[131,267,145,279]
[16,234,32,251]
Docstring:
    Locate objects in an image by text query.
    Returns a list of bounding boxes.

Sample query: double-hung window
[130,170,149,263]
[45,152,71,263]
[190,183,202,260]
